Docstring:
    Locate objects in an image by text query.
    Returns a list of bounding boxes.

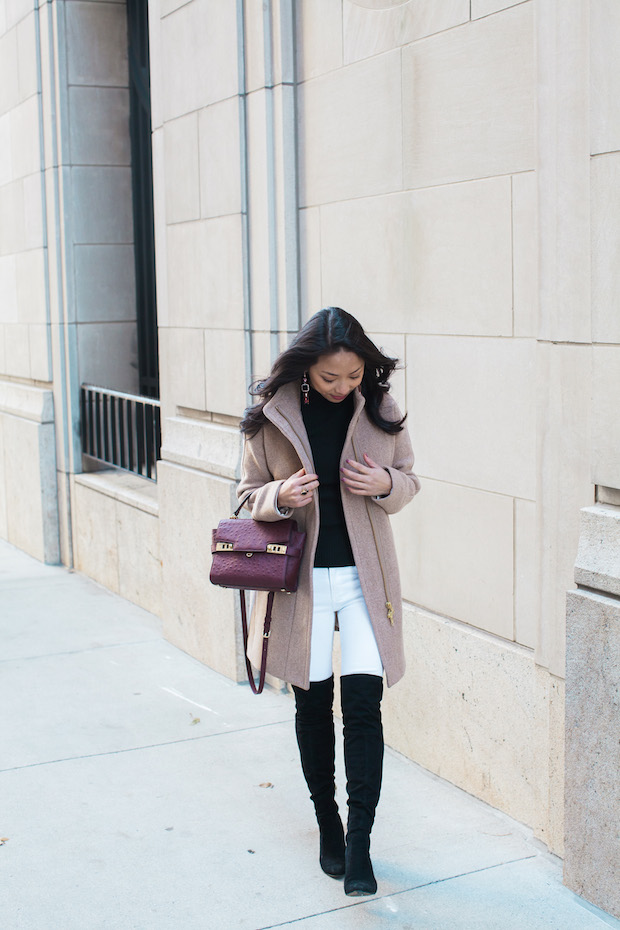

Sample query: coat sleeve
[237,427,291,522]
[372,400,421,516]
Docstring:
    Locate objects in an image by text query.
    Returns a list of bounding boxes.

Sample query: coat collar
[263,380,367,468]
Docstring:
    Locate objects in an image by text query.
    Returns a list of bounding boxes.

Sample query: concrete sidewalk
[1,539,618,930]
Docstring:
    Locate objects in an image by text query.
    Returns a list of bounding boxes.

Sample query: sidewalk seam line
[254,855,540,929]
[0,718,294,773]
[0,638,165,664]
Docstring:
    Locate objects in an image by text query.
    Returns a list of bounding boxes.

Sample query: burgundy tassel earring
[301,372,310,404]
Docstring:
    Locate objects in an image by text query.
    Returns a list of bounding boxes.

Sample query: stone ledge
[74,469,159,517]
[0,380,55,424]
[160,415,241,479]
[574,503,620,597]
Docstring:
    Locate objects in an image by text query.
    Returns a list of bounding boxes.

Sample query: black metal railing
[80,384,161,481]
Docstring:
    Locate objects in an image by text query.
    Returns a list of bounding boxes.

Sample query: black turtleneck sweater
[301,387,355,567]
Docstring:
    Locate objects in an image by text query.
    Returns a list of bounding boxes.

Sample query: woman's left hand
[340,454,392,497]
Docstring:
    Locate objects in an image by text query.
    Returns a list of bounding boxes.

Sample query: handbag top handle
[232,491,254,519]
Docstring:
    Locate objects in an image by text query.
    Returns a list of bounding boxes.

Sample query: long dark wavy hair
[240,307,406,437]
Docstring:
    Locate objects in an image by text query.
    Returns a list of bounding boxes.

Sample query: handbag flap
[212,518,304,557]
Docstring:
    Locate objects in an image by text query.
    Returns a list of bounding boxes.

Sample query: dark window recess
[127,0,159,399]
[81,385,161,481]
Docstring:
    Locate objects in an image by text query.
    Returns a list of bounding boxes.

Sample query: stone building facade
[1,0,619,915]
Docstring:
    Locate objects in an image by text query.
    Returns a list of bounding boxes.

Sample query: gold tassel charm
[386,601,394,625]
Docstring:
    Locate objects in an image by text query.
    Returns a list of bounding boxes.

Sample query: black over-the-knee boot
[340,673,384,896]
[293,676,345,877]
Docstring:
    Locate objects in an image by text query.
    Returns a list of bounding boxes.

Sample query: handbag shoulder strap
[239,589,274,694]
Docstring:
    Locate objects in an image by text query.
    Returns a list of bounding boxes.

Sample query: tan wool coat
[237,381,421,690]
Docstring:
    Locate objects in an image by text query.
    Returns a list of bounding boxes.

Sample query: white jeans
[309,566,384,682]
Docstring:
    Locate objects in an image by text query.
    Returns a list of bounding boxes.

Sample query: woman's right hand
[277,467,319,510]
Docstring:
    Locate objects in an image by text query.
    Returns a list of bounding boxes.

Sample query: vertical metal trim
[236,0,254,402]
[263,1,280,363]
[279,0,301,338]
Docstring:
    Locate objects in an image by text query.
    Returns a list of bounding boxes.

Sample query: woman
[238,307,420,896]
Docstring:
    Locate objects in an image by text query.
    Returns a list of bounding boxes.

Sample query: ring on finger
[300,488,308,496]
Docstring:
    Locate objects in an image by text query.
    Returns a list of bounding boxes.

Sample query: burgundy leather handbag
[210,492,306,693]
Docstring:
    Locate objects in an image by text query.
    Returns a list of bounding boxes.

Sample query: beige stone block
[513,170,538,338]
[17,12,39,102]
[5,0,34,31]
[592,346,620,489]
[243,0,265,93]
[591,153,620,343]
[392,477,514,638]
[164,112,200,224]
[29,323,51,382]
[161,0,237,120]
[515,499,536,649]
[72,479,120,591]
[574,504,620,598]
[4,323,30,378]
[591,0,620,156]
[166,216,244,330]
[0,28,19,118]
[408,178,513,336]
[77,322,139,394]
[117,502,162,617]
[69,86,131,166]
[160,416,241,479]
[0,328,6,383]
[320,179,513,338]
[320,194,409,333]
[0,255,18,323]
[159,461,242,681]
[23,171,44,250]
[536,0,590,344]
[536,342,593,677]
[204,329,248,418]
[344,0,469,63]
[0,112,12,187]
[295,0,342,82]
[72,167,133,244]
[0,180,25,256]
[406,336,536,500]
[198,97,242,219]
[382,602,546,830]
[16,248,46,324]
[298,50,402,206]
[3,412,59,563]
[565,588,620,919]
[66,1,128,86]
[403,4,535,189]
[0,377,54,422]
[245,89,271,332]
[9,97,40,180]
[298,207,322,322]
[74,244,136,323]
[159,327,206,415]
[471,0,525,16]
